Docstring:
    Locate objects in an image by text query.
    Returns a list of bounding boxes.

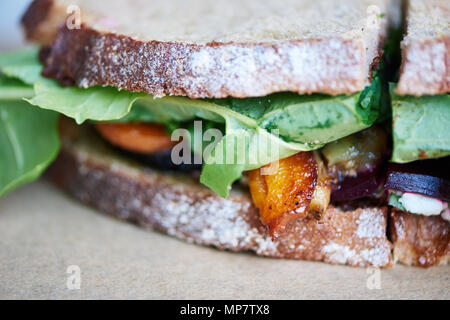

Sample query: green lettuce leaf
[388,193,406,211]
[213,85,379,144]
[0,48,381,197]
[0,46,54,86]
[0,50,60,196]
[0,74,34,100]
[0,100,60,197]
[0,48,144,124]
[199,124,309,196]
[133,86,380,196]
[27,83,144,124]
[390,84,450,163]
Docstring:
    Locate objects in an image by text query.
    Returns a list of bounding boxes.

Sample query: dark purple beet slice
[331,166,385,202]
[385,158,450,202]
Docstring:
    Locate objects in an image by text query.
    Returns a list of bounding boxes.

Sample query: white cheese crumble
[441,209,450,222]
[399,193,448,216]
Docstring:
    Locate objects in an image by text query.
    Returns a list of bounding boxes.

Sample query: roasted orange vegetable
[96,122,177,154]
[249,152,320,238]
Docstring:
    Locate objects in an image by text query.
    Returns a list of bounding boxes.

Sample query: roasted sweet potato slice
[249,151,320,238]
[96,122,177,154]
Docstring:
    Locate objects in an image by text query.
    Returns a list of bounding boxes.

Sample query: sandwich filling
[0,33,449,236]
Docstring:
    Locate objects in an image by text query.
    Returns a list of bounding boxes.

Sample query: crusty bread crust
[22,0,390,98]
[42,26,367,98]
[396,37,450,96]
[396,0,450,96]
[46,121,393,267]
[390,209,450,267]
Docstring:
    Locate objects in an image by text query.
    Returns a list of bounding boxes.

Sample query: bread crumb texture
[397,0,450,95]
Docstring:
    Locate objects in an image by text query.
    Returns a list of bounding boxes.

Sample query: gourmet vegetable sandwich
[0,0,448,267]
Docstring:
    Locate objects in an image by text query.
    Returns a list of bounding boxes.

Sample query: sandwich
[387,0,449,266]
[0,0,447,267]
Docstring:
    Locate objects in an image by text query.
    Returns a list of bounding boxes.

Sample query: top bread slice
[396,0,450,96]
[22,0,393,98]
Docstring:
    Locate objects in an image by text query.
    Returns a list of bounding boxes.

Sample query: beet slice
[331,165,385,202]
[384,158,450,202]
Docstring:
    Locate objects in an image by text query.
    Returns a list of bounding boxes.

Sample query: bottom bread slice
[390,209,450,267]
[46,123,393,267]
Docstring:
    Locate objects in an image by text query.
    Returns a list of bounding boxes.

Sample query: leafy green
[0,46,54,86]
[388,193,406,211]
[0,74,34,100]
[215,89,378,144]
[0,49,60,197]
[115,103,162,123]
[357,74,381,125]
[27,83,144,124]
[0,100,60,197]
[390,84,450,163]
[199,124,307,196]
[131,86,380,196]
[0,47,382,197]
[133,96,319,194]
[0,48,144,124]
